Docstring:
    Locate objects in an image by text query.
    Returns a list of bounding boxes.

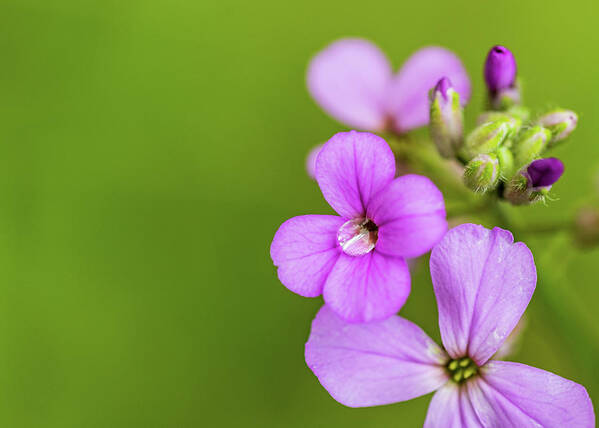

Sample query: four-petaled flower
[271,130,447,323]
[305,224,595,427]
[307,38,471,134]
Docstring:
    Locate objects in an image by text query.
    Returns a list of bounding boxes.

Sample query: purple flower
[484,45,517,92]
[307,39,471,134]
[305,224,595,426]
[271,131,447,323]
[527,158,565,188]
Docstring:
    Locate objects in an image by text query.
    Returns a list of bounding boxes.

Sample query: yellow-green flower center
[446,357,478,383]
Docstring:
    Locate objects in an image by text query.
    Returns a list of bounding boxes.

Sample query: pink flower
[307,38,471,134]
[270,131,447,323]
[305,224,595,427]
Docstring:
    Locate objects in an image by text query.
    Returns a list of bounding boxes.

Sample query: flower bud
[476,111,512,126]
[461,117,519,161]
[503,158,565,205]
[537,109,578,146]
[484,45,517,92]
[512,126,551,168]
[477,106,529,127]
[496,146,515,180]
[464,153,500,193]
[527,157,564,188]
[503,173,531,205]
[429,77,463,158]
[506,105,530,122]
[491,85,521,110]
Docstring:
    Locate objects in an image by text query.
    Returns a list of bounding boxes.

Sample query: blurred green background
[0,0,598,426]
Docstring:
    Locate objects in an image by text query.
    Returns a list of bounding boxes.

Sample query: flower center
[337,218,378,256]
[446,357,478,383]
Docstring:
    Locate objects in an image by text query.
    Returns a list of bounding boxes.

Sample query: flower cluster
[430,45,577,205]
[271,38,595,426]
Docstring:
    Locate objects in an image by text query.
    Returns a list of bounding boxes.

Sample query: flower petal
[469,361,595,427]
[305,143,323,180]
[367,174,447,258]
[323,251,410,323]
[386,46,471,133]
[307,38,392,130]
[316,131,395,219]
[430,224,536,365]
[493,316,526,360]
[424,382,482,428]
[270,215,343,297]
[305,305,448,407]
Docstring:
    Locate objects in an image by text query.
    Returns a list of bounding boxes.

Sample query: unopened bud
[503,173,531,205]
[506,105,530,122]
[527,158,564,188]
[476,111,512,126]
[464,153,500,193]
[503,158,565,205]
[537,109,578,146]
[491,85,522,110]
[512,126,551,168]
[429,77,463,158]
[477,107,528,127]
[484,45,517,92]
[497,146,515,180]
[461,117,519,161]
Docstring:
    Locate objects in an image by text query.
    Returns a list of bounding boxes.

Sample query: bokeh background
[0,0,598,426]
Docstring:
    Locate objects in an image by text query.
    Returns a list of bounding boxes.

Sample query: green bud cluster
[427,77,578,203]
[463,106,575,201]
[460,117,520,162]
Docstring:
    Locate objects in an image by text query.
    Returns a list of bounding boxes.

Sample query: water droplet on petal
[337,218,378,256]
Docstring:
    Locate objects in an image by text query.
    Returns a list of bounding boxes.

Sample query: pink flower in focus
[305,224,595,427]
[271,131,447,323]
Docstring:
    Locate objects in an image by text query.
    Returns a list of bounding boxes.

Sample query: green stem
[446,198,494,218]
[386,135,477,202]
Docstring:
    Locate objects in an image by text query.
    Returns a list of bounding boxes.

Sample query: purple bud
[429,77,463,158]
[484,45,517,92]
[527,158,564,188]
[433,77,452,101]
